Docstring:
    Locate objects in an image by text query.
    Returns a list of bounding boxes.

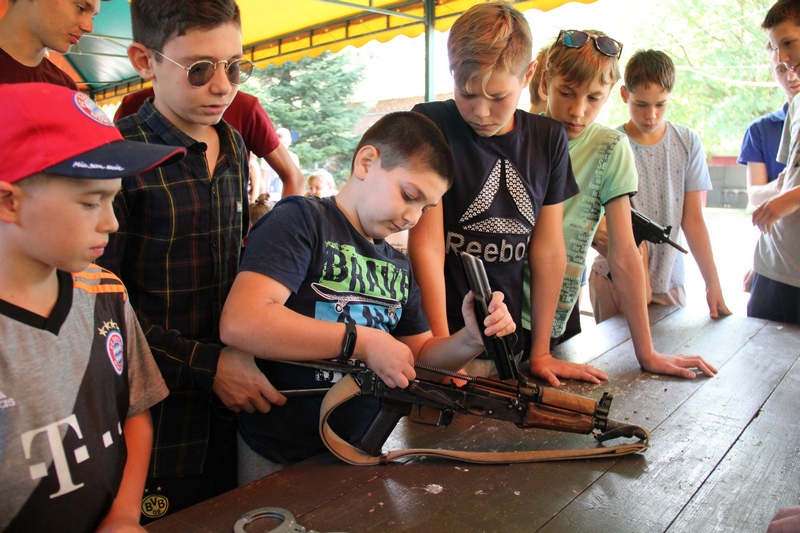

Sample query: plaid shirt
[98,99,249,477]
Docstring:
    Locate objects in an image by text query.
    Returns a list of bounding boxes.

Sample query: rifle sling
[319,374,650,466]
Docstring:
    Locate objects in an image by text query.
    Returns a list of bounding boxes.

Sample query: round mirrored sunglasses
[152,50,254,87]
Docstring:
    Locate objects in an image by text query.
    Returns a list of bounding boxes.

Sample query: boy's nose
[569,102,584,118]
[100,204,119,234]
[209,64,233,95]
[474,100,490,119]
[79,14,94,34]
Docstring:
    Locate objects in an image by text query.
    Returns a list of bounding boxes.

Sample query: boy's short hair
[130,0,241,52]
[529,45,550,106]
[0,83,184,185]
[546,30,621,87]
[353,112,454,188]
[447,2,532,96]
[623,49,676,93]
[763,0,800,29]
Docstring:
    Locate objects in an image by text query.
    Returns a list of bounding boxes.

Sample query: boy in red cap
[0,82,185,533]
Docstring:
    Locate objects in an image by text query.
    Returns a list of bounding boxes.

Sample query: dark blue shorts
[747,272,800,325]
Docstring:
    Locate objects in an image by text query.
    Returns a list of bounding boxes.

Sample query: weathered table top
[146,306,800,533]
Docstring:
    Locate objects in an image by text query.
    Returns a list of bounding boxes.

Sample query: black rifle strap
[319,375,650,466]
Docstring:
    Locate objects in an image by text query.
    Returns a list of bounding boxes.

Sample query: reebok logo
[0,391,16,409]
[446,159,535,263]
[459,159,535,234]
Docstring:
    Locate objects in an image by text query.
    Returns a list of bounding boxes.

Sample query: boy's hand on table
[359,327,416,389]
[529,353,608,388]
[461,291,516,346]
[213,347,287,413]
[639,351,717,379]
[705,286,732,318]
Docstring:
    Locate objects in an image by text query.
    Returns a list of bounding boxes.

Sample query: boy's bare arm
[681,191,731,318]
[95,411,153,533]
[405,291,515,370]
[527,204,607,387]
[747,163,782,207]
[752,183,800,234]
[408,202,450,337]
[606,196,717,378]
[220,271,416,388]
[263,143,305,197]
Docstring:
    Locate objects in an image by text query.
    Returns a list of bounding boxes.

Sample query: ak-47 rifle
[631,208,688,254]
[296,252,647,461]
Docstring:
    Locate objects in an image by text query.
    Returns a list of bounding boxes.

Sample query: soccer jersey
[237,196,430,463]
[0,266,168,532]
[412,100,578,353]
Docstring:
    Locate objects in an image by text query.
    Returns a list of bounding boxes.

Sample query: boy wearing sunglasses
[408,3,600,385]
[525,30,718,381]
[96,0,285,522]
[589,49,731,326]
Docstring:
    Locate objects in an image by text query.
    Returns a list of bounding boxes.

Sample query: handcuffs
[234,507,348,533]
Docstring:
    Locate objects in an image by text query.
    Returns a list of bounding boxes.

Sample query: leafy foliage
[244,51,366,183]
[604,0,786,156]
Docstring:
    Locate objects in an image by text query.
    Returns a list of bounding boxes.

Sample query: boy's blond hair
[529,45,550,107]
[448,2,532,96]
[545,30,621,87]
[623,49,675,93]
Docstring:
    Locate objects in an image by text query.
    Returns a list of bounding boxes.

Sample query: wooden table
[147,306,800,532]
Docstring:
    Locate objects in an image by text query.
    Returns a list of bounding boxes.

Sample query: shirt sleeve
[124,301,169,417]
[684,128,712,193]
[599,133,639,205]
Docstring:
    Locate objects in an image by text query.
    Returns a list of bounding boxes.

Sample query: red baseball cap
[0,83,185,184]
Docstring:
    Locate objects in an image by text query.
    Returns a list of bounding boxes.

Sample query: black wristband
[338,322,357,362]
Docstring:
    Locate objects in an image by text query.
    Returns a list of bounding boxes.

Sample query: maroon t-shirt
[0,48,77,89]
[114,89,280,158]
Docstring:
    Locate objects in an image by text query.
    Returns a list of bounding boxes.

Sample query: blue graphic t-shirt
[412,100,578,354]
[237,195,429,463]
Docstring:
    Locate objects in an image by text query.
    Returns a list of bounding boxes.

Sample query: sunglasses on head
[558,30,623,59]
[152,50,254,88]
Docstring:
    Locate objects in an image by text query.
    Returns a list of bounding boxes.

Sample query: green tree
[604,0,785,156]
[243,51,366,184]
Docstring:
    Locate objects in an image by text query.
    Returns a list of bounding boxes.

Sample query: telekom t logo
[21,414,87,498]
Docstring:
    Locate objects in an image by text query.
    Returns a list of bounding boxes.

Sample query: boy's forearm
[264,143,305,197]
[98,412,153,531]
[415,328,483,370]
[608,239,656,364]
[681,194,723,291]
[528,251,564,358]
[408,204,450,337]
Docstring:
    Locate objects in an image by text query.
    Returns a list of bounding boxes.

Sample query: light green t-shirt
[522,122,638,337]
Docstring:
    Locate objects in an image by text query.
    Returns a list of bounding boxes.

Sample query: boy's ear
[128,43,156,81]
[620,85,630,103]
[541,72,549,97]
[521,61,535,87]
[352,145,378,181]
[0,182,22,224]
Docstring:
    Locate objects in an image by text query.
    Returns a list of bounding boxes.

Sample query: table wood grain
[146,306,800,533]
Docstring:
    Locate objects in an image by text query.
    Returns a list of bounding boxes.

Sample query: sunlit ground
[582,207,757,330]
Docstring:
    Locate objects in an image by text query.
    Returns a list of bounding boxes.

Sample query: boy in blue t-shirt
[219,111,515,483]
[408,2,587,385]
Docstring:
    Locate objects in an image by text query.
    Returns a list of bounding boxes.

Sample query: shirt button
[212,239,218,249]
